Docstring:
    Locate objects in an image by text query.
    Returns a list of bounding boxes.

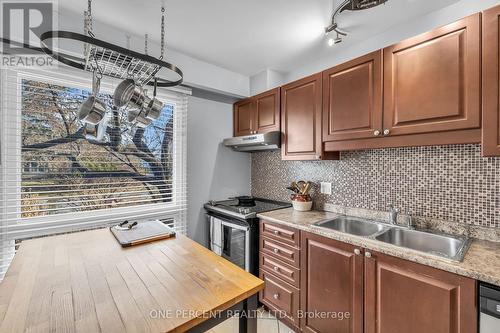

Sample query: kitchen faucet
[387,204,399,225]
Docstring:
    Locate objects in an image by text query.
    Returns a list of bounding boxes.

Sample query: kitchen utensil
[286,186,299,194]
[296,180,306,194]
[79,71,106,125]
[302,182,311,195]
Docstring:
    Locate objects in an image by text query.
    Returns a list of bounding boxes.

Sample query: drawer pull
[273,248,279,254]
[273,293,279,300]
[274,230,280,235]
[273,266,279,272]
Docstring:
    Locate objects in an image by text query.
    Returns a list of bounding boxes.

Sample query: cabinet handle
[316,155,321,160]
[274,266,279,272]
[273,248,279,254]
[273,293,279,300]
[274,230,280,235]
[354,249,361,255]
[373,130,381,136]
[383,129,390,136]
[365,251,372,258]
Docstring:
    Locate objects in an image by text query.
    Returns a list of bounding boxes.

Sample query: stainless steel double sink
[313,216,470,262]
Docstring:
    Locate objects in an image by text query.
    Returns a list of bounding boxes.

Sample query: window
[0,68,188,278]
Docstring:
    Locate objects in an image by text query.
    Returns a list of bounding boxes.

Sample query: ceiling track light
[325,0,388,46]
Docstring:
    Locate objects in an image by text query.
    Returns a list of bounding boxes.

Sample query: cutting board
[110,220,176,247]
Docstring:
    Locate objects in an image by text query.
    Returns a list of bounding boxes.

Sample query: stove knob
[239,208,250,214]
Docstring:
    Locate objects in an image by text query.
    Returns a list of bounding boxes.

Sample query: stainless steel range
[204,196,290,276]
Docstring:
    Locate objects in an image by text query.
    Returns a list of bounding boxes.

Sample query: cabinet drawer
[261,236,300,268]
[260,271,300,328]
[261,220,300,248]
[261,254,300,288]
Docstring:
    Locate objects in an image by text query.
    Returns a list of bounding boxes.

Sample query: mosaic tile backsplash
[251,144,500,229]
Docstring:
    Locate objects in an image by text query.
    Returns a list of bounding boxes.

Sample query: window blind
[0,68,188,279]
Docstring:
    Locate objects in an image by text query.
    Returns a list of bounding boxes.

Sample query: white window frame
[0,65,189,240]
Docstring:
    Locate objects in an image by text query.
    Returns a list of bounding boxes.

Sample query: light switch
[320,182,332,195]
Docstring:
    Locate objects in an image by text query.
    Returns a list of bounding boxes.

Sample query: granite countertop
[257,208,500,286]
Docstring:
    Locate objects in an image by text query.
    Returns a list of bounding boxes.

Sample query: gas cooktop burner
[232,196,256,207]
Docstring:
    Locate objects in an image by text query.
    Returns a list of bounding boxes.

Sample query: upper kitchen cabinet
[233,88,281,137]
[323,50,383,142]
[233,98,255,136]
[254,88,281,134]
[282,73,339,160]
[482,5,500,156]
[383,13,481,141]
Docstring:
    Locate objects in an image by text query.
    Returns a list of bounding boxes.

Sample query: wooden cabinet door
[255,88,280,134]
[383,13,481,137]
[281,74,325,160]
[364,251,477,333]
[301,232,363,333]
[483,5,500,156]
[323,51,383,141]
[233,98,254,136]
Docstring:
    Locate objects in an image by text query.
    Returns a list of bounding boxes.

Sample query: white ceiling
[59,0,461,76]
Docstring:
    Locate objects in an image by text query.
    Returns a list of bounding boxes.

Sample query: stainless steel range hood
[223,131,281,152]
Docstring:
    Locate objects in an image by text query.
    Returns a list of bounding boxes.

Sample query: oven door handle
[220,220,250,232]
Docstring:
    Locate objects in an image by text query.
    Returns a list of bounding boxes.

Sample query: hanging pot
[79,72,106,125]
[142,96,163,120]
[128,109,152,128]
[83,123,98,140]
[113,78,146,110]
[142,79,164,120]
[83,114,109,141]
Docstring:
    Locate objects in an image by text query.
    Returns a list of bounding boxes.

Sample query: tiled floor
[207,309,295,333]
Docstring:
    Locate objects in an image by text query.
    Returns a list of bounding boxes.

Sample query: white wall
[250,69,286,95]
[284,0,500,84]
[187,96,251,245]
[55,8,250,98]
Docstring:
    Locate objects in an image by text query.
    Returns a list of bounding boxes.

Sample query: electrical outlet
[320,182,332,195]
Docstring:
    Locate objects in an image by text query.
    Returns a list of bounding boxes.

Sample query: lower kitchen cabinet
[260,226,477,333]
[300,232,364,333]
[260,220,302,331]
[364,250,477,333]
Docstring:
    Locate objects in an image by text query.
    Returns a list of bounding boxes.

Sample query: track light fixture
[325,0,388,46]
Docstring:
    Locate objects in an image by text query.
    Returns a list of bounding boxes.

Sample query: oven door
[209,216,250,271]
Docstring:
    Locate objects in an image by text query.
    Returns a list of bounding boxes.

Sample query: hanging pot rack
[40,0,183,88]
[40,30,183,87]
